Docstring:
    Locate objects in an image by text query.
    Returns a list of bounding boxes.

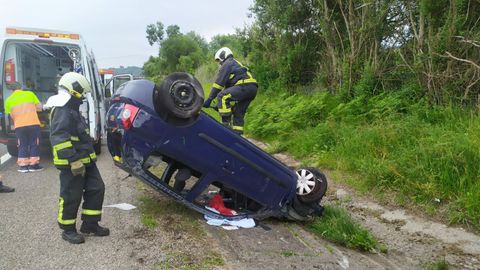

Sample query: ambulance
[99,68,114,85]
[0,27,106,156]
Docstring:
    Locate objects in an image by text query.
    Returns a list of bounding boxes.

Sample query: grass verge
[306,205,386,253]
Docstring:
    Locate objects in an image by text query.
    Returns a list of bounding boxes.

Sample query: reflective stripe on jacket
[49,106,96,168]
[208,57,257,100]
[5,90,41,128]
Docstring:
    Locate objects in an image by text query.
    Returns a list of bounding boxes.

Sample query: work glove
[71,160,86,177]
[203,98,212,108]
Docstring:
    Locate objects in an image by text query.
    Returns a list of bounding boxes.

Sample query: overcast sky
[0,0,254,68]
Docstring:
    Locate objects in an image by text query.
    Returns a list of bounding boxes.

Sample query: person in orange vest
[5,82,44,173]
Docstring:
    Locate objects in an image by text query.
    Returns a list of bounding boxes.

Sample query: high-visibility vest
[5,90,41,129]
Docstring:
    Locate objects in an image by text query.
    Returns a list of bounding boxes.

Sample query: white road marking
[0,153,11,165]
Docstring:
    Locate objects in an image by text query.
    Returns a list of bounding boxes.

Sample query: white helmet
[58,72,91,99]
[45,72,91,108]
[214,47,233,63]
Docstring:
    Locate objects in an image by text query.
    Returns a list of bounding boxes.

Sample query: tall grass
[246,90,480,231]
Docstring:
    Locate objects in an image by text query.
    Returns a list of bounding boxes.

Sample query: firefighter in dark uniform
[203,47,258,134]
[45,72,109,244]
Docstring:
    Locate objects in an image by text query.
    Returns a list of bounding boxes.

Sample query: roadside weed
[280,250,298,257]
[426,258,449,270]
[307,205,384,252]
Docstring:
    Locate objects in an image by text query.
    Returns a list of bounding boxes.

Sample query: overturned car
[106,73,327,221]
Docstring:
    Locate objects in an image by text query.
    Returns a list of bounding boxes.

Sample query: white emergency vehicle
[0,27,106,155]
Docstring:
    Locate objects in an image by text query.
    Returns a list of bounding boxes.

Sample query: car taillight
[121,104,140,130]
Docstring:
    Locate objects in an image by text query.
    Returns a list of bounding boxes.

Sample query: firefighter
[4,82,43,172]
[203,47,258,134]
[46,72,109,244]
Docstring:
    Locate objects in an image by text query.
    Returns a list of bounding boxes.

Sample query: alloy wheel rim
[296,169,316,195]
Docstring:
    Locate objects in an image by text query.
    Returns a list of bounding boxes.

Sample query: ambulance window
[104,79,113,98]
[88,59,101,101]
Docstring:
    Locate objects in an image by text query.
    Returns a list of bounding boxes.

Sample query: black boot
[80,222,110,236]
[0,184,15,193]
[62,229,85,244]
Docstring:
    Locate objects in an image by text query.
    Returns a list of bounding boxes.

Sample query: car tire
[296,167,328,203]
[154,72,204,120]
[7,142,18,157]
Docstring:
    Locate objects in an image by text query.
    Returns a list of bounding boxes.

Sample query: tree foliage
[146,22,164,46]
[144,1,480,104]
[209,34,246,59]
[143,22,207,78]
[245,0,480,104]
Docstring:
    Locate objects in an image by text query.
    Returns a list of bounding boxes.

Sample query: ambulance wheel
[295,167,328,203]
[155,72,204,120]
[94,139,102,155]
[7,142,18,157]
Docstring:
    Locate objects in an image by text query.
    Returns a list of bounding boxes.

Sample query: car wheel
[154,72,204,120]
[296,167,328,203]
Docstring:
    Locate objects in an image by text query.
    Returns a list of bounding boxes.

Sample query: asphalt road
[0,146,164,270]
[0,145,7,157]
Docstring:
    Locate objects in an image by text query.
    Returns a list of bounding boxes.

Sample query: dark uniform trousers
[58,163,105,230]
[217,83,257,133]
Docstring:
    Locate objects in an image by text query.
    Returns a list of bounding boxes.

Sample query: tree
[186,31,209,55]
[166,25,181,38]
[245,0,480,104]
[144,23,207,77]
[209,34,245,59]
[159,34,204,74]
[146,22,164,46]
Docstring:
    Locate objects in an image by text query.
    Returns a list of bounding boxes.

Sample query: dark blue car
[106,73,327,221]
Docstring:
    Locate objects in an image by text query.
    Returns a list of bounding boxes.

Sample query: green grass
[158,251,225,270]
[138,196,159,228]
[201,83,222,122]
[246,91,480,231]
[280,250,298,257]
[426,258,449,270]
[307,205,385,252]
